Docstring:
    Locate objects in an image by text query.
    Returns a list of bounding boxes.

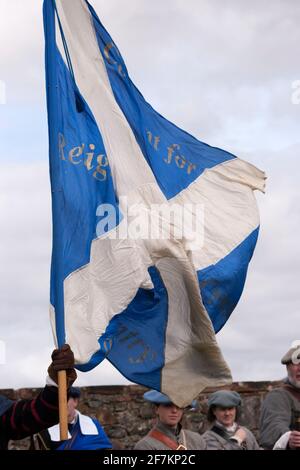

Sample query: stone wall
[2,381,283,450]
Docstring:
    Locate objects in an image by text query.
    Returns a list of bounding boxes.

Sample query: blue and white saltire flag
[43,0,266,406]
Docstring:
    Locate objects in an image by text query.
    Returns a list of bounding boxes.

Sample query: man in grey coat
[203,390,260,450]
[260,341,300,449]
[134,390,206,450]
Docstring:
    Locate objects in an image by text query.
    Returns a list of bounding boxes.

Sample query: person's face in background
[67,397,79,423]
[287,362,300,388]
[156,403,184,428]
[213,406,236,427]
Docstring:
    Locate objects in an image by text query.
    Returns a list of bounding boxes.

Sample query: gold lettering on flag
[147,130,197,175]
[58,133,109,182]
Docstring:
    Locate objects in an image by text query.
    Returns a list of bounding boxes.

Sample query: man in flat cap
[134,390,206,450]
[260,340,300,449]
[203,390,260,450]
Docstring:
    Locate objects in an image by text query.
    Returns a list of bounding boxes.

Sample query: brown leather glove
[47,344,77,387]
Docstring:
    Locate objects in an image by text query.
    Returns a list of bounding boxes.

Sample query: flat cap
[0,395,13,417]
[281,340,300,365]
[143,390,173,405]
[143,390,198,408]
[208,390,242,409]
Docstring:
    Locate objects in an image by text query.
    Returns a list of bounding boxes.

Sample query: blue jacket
[47,412,111,450]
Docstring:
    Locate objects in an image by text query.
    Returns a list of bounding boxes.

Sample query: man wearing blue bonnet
[134,390,206,450]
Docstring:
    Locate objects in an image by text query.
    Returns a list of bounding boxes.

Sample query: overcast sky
[0,0,299,390]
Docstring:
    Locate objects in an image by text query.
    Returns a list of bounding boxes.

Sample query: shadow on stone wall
[2,381,283,450]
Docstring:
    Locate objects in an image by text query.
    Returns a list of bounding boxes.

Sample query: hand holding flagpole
[48,344,77,440]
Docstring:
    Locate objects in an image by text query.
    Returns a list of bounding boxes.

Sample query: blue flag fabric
[43,0,265,406]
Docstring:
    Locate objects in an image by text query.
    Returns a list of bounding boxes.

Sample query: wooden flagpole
[58,370,68,440]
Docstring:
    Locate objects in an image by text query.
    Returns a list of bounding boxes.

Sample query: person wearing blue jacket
[1,344,76,450]
[35,387,111,450]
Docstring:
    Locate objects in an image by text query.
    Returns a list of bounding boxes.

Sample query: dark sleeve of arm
[1,386,59,440]
[259,390,292,449]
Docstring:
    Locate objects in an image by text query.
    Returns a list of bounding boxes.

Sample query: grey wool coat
[134,421,206,450]
[260,385,300,449]
[203,425,260,450]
